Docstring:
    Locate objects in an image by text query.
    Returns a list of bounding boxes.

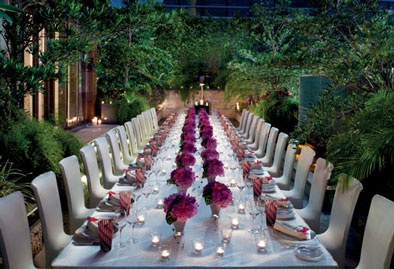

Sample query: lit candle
[238,203,245,213]
[137,214,145,225]
[156,199,164,209]
[151,236,160,246]
[230,179,236,187]
[161,249,170,260]
[256,237,266,252]
[194,243,203,253]
[153,185,159,194]
[231,218,240,229]
[195,101,198,106]
[216,246,225,257]
[92,117,98,125]
[97,119,102,125]
[200,99,204,105]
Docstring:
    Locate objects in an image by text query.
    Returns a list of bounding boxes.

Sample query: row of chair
[236,109,394,269]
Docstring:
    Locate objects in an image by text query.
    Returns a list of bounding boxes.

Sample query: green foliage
[255,91,298,134]
[0,158,32,201]
[326,89,394,182]
[0,114,82,181]
[115,94,150,124]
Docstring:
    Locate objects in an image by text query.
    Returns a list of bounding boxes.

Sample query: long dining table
[51,109,338,269]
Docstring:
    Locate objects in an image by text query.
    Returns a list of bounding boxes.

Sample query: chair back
[132,117,145,150]
[248,118,264,150]
[356,194,394,269]
[264,132,288,177]
[317,176,363,269]
[106,129,129,174]
[59,155,95,233]
[283,145,316,208]
[80,144,108,207]
[94,136,119,189]
[274,142,297,190]
[0,191,37,269]
[236,109,247,131]
[124,121,139,156]
[260,127,279,166]
[240,111,253,136]
[137,114,149,141]
[31,171,72,267]
[115,125,135,165]
[150,107,159,131]
[237,110,250,134]
[296,158,333,231]
[254,122,271,158]
[142,110,154,137]
[244,115,259,143]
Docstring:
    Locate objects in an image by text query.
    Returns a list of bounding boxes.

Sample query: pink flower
[203,159,224,178]
[202,137,217,149]
[163,193,199,224]
[168,167,195,189]
[175,152,196,167]
[201,148,219,161]
[202,181,233,208]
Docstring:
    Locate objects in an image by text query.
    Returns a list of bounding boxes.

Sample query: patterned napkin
[119,191,131,215]
[144,147,152,171]
[154,133,162,147]
[253,176,263,199]
[149,140,158,157]
[135,168,145,188]
[242,161,251,177]
[265,199,278,227]
[99,219,113,252]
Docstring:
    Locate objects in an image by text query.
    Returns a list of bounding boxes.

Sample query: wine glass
[126,212,139,244]
[142,185,152,209]
[114,209,127,248]
[246,199,261,234]
[255,196,266,231]
[236,179,246,200]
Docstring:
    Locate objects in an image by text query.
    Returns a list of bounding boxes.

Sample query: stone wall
[160,89,239,119]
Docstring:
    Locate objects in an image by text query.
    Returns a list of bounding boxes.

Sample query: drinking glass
[126,212,139,244]
[246,199,261,234]
[114,210,127,248]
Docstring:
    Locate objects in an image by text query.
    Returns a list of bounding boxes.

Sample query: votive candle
[231,217,240,229]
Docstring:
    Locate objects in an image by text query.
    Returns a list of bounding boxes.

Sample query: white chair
[142,110,155,137]
[150,107,159,132]
[124,120,141,156]
[248,118,264,150]
[253,122,271,158]
[355,194,394,269]
[257,126,278,163]
[132,117,147,150]
[281,145,316,209]
[264,132,288,177]
[237,110,250,135]
[137,114,150,142]
[115,125,136,165]
[31,171,73,267]
[95,136,122,189]
[80,144,109,208]
[59,155,96,234]
[243,114,259,144]
[236,109,247,131]
[106,129,129,174]
[242,113,257,140]
[0,191,37,269]
[317,176,363,269]
[295,158,333,231]
[273,143,297,189]
[239,111,253,137]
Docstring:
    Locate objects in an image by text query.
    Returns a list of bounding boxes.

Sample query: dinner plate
[295,246,324,262]
[261,185,276,193]
[75,224,119,240]
[250,169,265,175]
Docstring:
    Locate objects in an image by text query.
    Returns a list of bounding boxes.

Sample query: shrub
[115,95,150,124]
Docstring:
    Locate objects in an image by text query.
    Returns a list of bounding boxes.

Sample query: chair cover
[106,129,129,174]
[258,127,279,165]
[264,132,288,177]
[95,136,121,189]
[273,143,297,190]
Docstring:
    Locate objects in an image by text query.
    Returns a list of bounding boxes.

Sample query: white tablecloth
[52,111,337,269]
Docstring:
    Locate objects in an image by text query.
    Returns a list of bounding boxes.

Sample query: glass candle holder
[238,202,245,214]
[137,211,146,225]
[192,238,204,254]
[231,216,240,229]
[156,198,164,209]
[220,228,233,243]
[216,242,227,257]
[255,234,267,252]
[150,232,161,247]
[160,245,171,261]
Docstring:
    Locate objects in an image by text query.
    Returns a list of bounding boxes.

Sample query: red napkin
[253,176,263,199]
[119,191,131,215]
[265,199,278,227]
[135,168,145,188]
[242,161,251,177]
[99,219,113,252]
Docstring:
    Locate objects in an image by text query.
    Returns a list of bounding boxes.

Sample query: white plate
[250,169,265,175]
[261,185,276,193]
[295,246,324,262]
[273,228,317,244]
[75,225,97,240]
[276,209,295,220]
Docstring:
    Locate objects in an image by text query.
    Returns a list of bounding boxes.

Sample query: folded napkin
[244,149,255,158]
[99,219,113,252]
[277,197,290,208]
[136,155,145,169]
[273,221,311,240]
[86,217,99,236]
[262,175,274,184]
[107,191,120,206]
[251,160,263,170]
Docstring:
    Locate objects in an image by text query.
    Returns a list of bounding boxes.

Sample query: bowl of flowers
[175,152,196,167]
[168,167,196,192]
[202,181,233,218]
[202,159,224,181]
[163,193,199,236]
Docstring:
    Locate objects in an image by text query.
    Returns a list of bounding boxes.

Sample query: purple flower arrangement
[202,181,233,208]
[201,148,220,161]
[168,167,196,189]
[163,192,199,224]
[203,159,225,178]
[175,152,196,167]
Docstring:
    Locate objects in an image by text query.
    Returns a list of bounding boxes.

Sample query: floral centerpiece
[202,159,224,179]
[168,167,195,190]
[201,148,219,161]
[202,136,217,149]
[202,181,232,218]
[163,193,199,224]
[175,152,196,167]
[180,140,197,153]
